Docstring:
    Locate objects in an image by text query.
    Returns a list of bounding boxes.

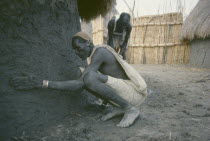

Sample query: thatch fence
[92,15,105,45]
[92,12,190,64]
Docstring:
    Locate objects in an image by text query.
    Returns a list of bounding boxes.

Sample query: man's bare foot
[101,107,124,121]
[117,106,140,128]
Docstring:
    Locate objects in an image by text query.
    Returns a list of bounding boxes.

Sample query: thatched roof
[78,0,116,21]
[181,0,210,40]
[0,0,116,21]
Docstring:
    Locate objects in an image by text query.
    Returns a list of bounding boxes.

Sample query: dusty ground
[11,64,210,141]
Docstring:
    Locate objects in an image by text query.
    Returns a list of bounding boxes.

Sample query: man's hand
[119,45,126,55]
[10,74,42,90]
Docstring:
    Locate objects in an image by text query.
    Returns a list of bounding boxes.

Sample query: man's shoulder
[108,18,115,27]
[126,24,132,30]
[92,45,114,59]
[108,18,115,23]
[94,46,110,55]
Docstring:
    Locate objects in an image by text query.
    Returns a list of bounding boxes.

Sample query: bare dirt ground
[12,64,210,141]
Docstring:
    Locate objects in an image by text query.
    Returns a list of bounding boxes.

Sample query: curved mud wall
[189,38,210,68]
[0,0,88,139]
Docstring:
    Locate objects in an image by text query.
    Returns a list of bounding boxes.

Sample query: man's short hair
[72,32,93,47]
[72,36,87,47]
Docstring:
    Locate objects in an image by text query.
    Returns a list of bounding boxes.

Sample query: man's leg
[122,51,126,60]
[101,107,124,121]
[83,71,129,107]
[119,46,126,60]
[83,71,140,127]
[121,48,127,60]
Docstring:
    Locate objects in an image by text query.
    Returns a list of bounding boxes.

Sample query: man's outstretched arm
[120,25,132,54]
[107,19,115,48]
[46,80,84,91]
[44,48,103,91]
[10,71,84,91]
[11,48,104,91]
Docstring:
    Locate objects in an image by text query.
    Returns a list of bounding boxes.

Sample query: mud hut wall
[0,0,88,139]
[189,38,210,68]
[127,12,190,64]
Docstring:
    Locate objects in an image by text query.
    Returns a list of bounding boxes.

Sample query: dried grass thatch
[181,0,210,40]
[78,0,116,21]
[0,0,116,21]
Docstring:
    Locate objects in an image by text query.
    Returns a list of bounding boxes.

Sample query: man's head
[119,12,131,26]
[72,32,93,60]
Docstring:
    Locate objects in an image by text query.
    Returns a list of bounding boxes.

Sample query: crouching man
[12,32,148,128]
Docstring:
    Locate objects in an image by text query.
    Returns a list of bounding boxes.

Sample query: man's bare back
[92,48,129,80]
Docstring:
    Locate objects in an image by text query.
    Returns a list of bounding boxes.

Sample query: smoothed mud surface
[0,0,88,140]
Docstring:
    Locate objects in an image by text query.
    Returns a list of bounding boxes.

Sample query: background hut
[181,0,210,68]
[0,0,115,139]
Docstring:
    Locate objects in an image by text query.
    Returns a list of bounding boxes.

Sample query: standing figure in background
[107,12,132,60]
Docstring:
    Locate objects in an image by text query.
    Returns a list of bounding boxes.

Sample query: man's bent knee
[83,71,97,88]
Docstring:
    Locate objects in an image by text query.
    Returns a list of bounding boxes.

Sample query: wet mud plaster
[0,0,90,140]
